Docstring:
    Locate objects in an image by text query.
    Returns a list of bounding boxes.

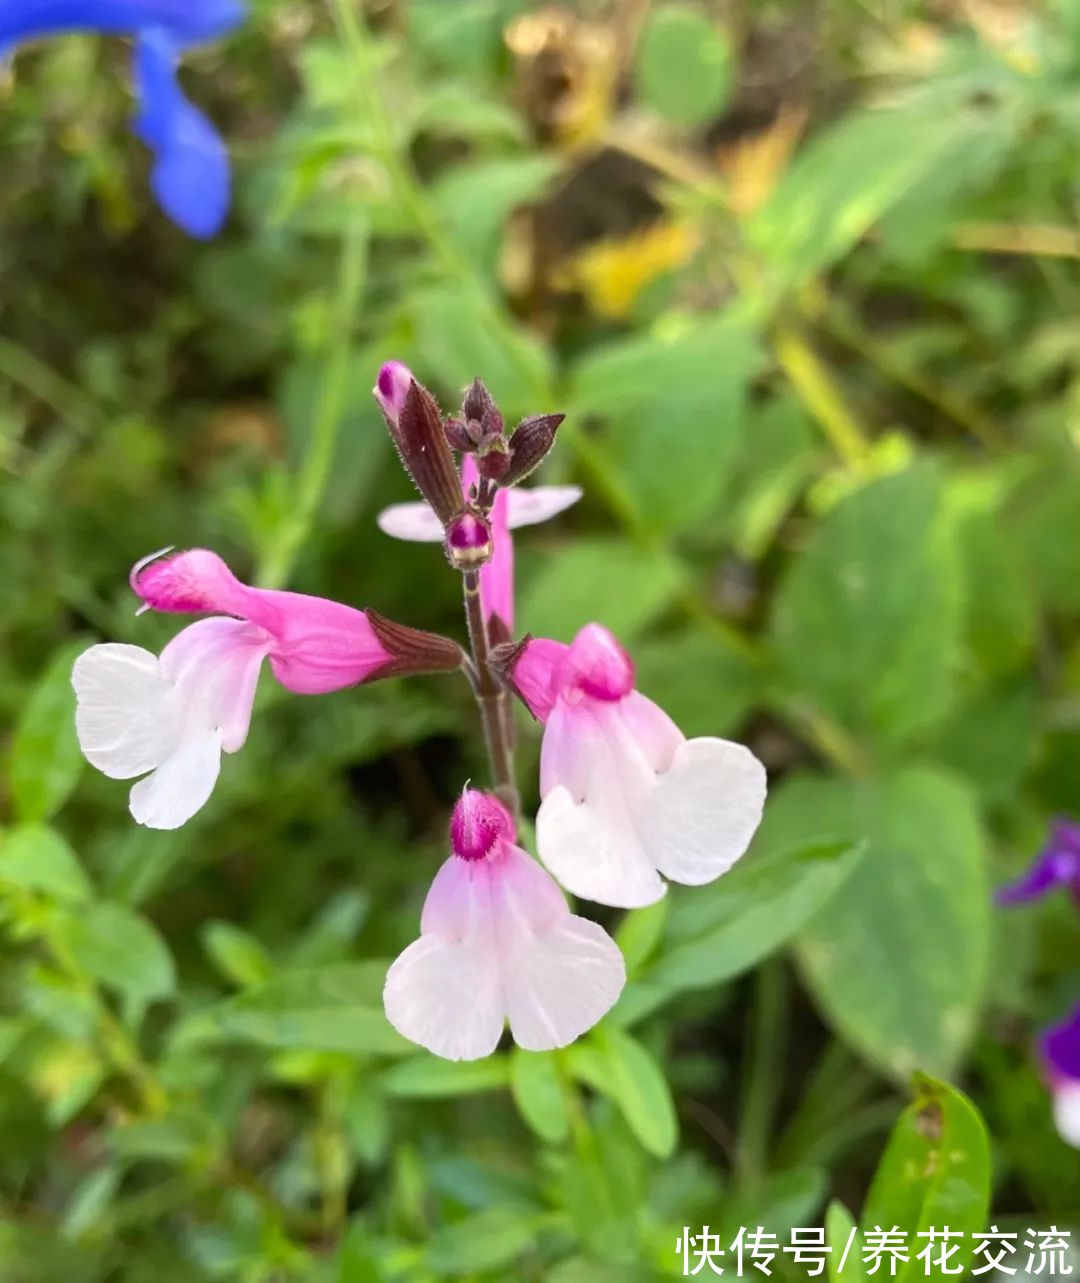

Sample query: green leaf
[201,921,274,989]
[1009,457,1080,614]
[770,466,962,750]
[615,898,669,976]
[826,1202,867,1283]
[205,962,408,1057]
[861,1075,991,1281]
[10,641,86,822]
[795,768,989,1079]
[950,501,1037,677]
[0,824,92,903]
[430,155,558,269]
[510,1048,569,1144]
[569,1030,677,1158]
[61,902,175,1005]
[635,5,732,128]
[381,1054,511,1098]
[520,538,683,642]
[632,629,760,739]
[568,315,762,531]
[749,100,996,288]
[633,824,864,1008]
[932,680,1035,807]
[425,1207,537,1276]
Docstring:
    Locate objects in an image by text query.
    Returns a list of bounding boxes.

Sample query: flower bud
[444,417,475,452]
[375,369,463,527]
[476,435,511,481]
[462,378,504,438]
[373,361,412,425]
[445,510,493,570]
[502,413,565,487]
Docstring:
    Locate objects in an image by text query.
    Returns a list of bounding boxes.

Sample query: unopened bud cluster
[374,363,564,571]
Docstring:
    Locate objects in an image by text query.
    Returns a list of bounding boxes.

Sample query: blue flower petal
[0,0,243,49]
[132,28,230,238]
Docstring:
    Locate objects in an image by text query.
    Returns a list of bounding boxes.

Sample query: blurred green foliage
[2,0,1080,1278]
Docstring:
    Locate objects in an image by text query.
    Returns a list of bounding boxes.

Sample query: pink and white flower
[502,623,767,909]
[383,789,625,1061]
[378,456,580,635]
[72,548,458,830]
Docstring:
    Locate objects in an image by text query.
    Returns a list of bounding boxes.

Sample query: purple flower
[1041,1004,1080,1147]
[0,0,245,237]
[997,820,1080,907]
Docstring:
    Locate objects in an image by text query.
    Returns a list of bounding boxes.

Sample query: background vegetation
[2,0,1079,1277]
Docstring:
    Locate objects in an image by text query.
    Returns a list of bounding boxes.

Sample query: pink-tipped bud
[131,548,247,616]
[451,789,515,861]
[373,361,414,426]
[445,510,492,570]
[563,623,634,702]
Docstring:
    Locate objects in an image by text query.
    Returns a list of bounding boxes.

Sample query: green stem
[463,570,519,814]
[256,219,367,589]
[736,958,788,1187]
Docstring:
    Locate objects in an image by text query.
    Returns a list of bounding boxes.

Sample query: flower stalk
[463,568,519,817]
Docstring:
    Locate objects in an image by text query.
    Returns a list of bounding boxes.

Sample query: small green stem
[736,959,788,1187]
[256,219,367,589]
[463,570,519,814]
[773,324,873,471]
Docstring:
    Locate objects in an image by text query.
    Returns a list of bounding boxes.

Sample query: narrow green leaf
[425,1207,537,1276]
[381,1054,511,1099]
[510,1048,570,1144]
[570,1030,678,1158]
[201,921,274,989]
[206,962,408,1056]
[826,1202,866,1283]
[615,898,669,976]
[637,832,863,1004]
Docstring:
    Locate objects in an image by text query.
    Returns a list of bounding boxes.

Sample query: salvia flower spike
[72,359,768,1060]
[382,789,626,1061]
[0,0,245,237]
